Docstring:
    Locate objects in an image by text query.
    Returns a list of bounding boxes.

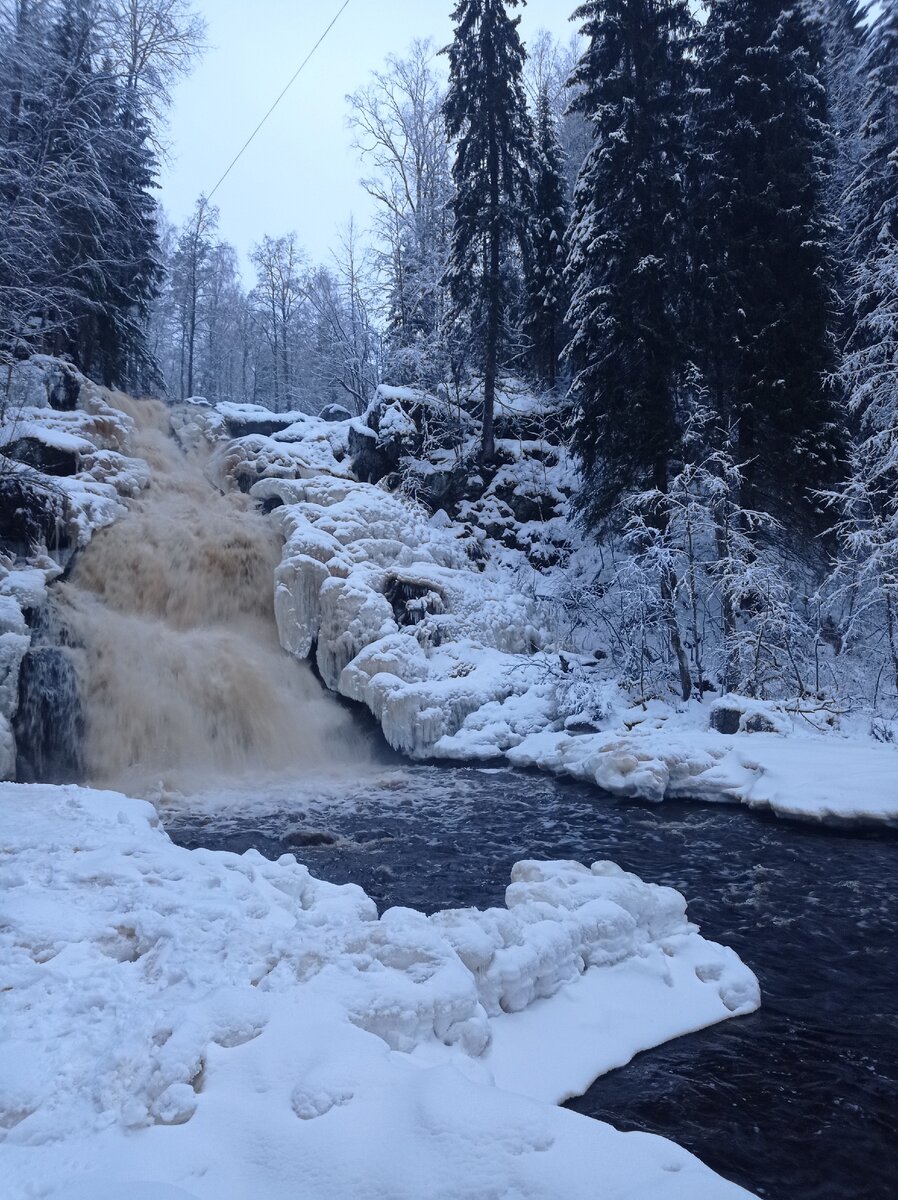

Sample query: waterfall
[43,396,371,797]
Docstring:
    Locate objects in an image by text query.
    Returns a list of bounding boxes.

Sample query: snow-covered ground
[0,782,759,1199]
[200,389,898,827]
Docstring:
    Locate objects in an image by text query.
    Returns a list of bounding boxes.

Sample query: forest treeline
[1,0,897,710]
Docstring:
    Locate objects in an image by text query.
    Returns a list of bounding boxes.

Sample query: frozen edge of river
[1,782,759,1200]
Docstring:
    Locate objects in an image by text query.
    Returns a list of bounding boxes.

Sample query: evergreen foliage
[524,86,568,390]
[0,0,197,387]
[565,0,694,528]
[443,0,533,461]
[847,1,898,264]
[691,0,845,533]
[827,3,898,690]
[817,0,867,296]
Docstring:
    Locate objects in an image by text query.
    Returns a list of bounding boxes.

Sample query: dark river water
[165,765,898,1200]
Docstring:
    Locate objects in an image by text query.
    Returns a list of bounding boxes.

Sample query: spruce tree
[692,0,844,534]
[42,0,112,361]
[443,0,532,461]
[818,0,867,262]
[831,3,898,683]
[0,1,162,384]
[524,85,568,390]
[847,2,898,265]
[92,78,162,390]
[565,0,694,525]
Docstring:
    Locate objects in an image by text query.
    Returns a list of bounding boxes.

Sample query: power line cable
[206,0,353,203]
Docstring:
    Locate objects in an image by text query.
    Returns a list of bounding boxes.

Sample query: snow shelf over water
[0,783,759,1199]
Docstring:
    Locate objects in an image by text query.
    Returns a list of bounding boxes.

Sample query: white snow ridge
[0,784,759,1199]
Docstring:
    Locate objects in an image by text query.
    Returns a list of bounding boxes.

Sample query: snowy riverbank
[202,392,898,827]
[0,782,759,1199]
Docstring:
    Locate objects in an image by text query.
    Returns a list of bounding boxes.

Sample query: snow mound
[0,783,759,1199]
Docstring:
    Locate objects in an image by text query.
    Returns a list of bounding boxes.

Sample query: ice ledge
[506,727,898,826]
[1,783,759,1200]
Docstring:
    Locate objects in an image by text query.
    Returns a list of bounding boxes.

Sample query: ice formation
[0,783,760,1199]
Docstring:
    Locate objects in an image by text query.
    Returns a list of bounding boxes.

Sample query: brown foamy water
[57,397,371,796]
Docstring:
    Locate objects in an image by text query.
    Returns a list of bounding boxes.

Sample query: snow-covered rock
[0,782,760,1199]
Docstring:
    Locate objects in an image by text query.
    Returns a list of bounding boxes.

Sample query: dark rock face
[0,472,68,554]
[384,576,445,628]
[224,415,298,439]
[349,422,398,484]
[45,361,82,411]
[4,437,79,477]
[710,706,742,735]
[406,460,483,513]
[14,646,84,783]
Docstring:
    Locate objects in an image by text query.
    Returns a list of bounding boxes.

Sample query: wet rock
[285,828,337,847]
[4,437,79,477]
[14,645,84,783]
[0,472,68,553]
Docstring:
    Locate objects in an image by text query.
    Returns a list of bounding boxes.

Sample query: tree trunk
[653,460,691,702]
[483,113,500,464]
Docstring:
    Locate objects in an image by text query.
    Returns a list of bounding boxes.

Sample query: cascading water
[37,395,371,797]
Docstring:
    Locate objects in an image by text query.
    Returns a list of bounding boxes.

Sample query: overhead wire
[205,0,353,204]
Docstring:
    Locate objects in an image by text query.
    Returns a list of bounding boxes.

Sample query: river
[165,764,898,1200]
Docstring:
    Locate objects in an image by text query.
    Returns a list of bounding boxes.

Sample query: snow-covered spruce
[0,783,758,1199]
[202,389,898,826]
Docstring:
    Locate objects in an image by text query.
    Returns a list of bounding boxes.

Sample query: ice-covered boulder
[245,468,559,758]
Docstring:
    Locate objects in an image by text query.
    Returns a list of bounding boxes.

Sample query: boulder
[4,437,79,477]
[319,403,353,423]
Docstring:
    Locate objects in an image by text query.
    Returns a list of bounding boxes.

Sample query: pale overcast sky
[158,0,578,267]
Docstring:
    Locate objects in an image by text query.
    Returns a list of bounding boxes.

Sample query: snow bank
[506,723,898,825]
[0,783,759,1199]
